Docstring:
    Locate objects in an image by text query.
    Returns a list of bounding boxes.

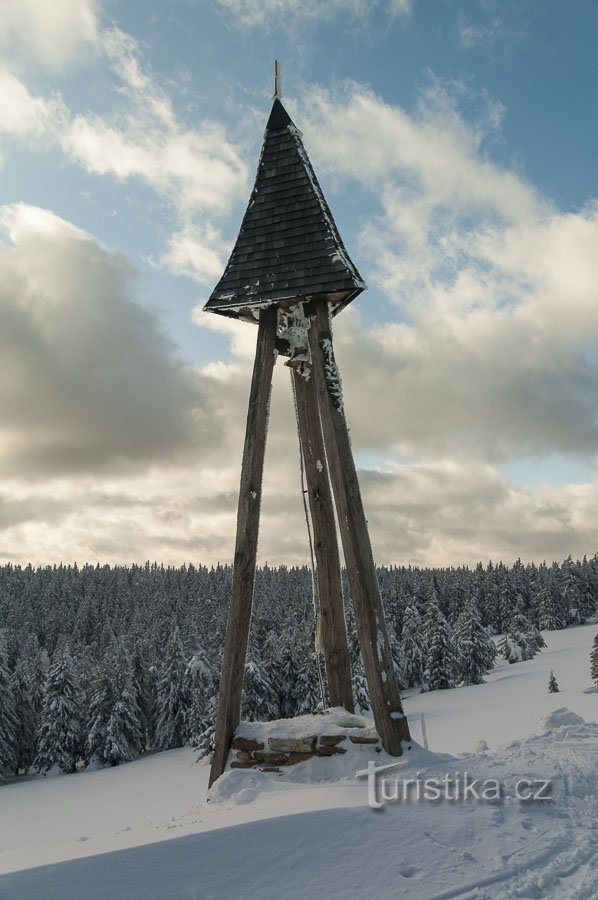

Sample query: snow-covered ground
[0,623,597,899]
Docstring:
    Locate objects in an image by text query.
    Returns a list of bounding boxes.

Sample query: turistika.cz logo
[356,761,552,809]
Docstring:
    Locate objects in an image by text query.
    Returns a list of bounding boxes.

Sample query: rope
[290,369,328,710]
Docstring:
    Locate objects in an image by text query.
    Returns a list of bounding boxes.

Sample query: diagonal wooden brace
[209,307,278,788]
[306,299,411,755]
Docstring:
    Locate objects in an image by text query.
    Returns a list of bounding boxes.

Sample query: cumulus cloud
[0,204,217,478]
[295,82,598,463]
[155,225,231,286]
[0,69,66,139]
[1,48,597,567]
[0,27,246,280]
[0,0,100,70]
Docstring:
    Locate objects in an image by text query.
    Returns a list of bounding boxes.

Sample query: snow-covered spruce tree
[398,604,428,688]
[130,640,155,751]
[241,656,279,722]
[346,607,370,713]
[422,596,458,692]
[103,643,144,765]
[11,637,44,774]
[591,633,598,685]
[387,626,405,689]
[499,609,545,664]
[0,632,18,783]
[87,655,114,764]
[548,670,559,693]
[537,576,567,631]
[194,689,218,758]
[454,599,497,685]
[579,557,597,621]
[294,651,322,715]
[559,555,583,624]
[184,648,214,746]
[36,647,84,774]
[88,642,144,766]
[154,627,190,751]
[276,631,301,718]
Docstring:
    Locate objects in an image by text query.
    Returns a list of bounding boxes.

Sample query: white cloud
[0,194,596,567]
[291,82,598,465]
[0,203,217,477]
[0,69,65,138]
[215,0,370,28]
[0,0,100,70]
[0,28,246,282]
[214,0,411,29]
[61,28,248,219]
[387,0,413,19]
[1,41,597,566]
[456,5,525,51]
[156,225,230,286]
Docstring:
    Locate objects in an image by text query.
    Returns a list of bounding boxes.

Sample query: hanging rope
[290,369,328,710]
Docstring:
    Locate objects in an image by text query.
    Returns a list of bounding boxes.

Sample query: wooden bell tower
[205,65,410,787]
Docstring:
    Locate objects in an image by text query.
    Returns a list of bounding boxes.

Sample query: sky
[1,0,598,569]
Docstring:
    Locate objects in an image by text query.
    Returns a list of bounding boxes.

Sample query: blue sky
[1,0,597,566]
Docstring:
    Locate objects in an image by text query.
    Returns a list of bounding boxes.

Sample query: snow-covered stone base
[211,708,409,797]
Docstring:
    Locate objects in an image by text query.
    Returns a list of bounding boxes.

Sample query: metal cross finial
[273,59,282,101]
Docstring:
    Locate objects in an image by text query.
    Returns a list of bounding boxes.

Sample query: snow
[539,707,586,731]
[320,337,344,410]
[1,624,598,898]
[276,303,312,379]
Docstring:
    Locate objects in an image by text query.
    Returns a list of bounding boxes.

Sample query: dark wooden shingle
[204,98,365,320]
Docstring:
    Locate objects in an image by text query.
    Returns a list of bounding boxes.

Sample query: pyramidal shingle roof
[204,98,366,321]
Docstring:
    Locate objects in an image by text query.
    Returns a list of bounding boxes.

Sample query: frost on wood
[277,304,312,379]
[320,338,343,410]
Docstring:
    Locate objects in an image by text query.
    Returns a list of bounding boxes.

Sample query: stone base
[229,732,382,771]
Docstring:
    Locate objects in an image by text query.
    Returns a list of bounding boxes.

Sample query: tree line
[1,553,597,782]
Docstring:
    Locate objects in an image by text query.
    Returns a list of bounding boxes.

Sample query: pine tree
[87,656,114,764]
[591,633,598,685]
[294,651,322,715]
[36,647,84,774]
[103,643,144,765]
[0,633,18,782]
[454,599,497,685]
[548,670,559,693]
[276,632,301,718]
[130,640,155,751]
[241,657,279,722]
[194,689,218,758]
[537,577,567,631]
[398,605,428,688]
[346,609,370,713]
[422,597,458,692]
[185,648,214,746]
[559,556,582,624]
[154,627,190,751]
[11,639,44,774]
[500,609,544,663]
[88,642,144,766]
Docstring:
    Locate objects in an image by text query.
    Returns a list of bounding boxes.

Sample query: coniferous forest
[1,554,598,782]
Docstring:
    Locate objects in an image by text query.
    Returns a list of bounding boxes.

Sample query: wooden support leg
[292,368,354,713]
[306,299,411,754]
[209,307,277,788]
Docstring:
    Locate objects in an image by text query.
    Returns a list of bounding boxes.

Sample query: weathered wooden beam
[306,299,411,755]
[209,307,278,788]
[292,368,354,712]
